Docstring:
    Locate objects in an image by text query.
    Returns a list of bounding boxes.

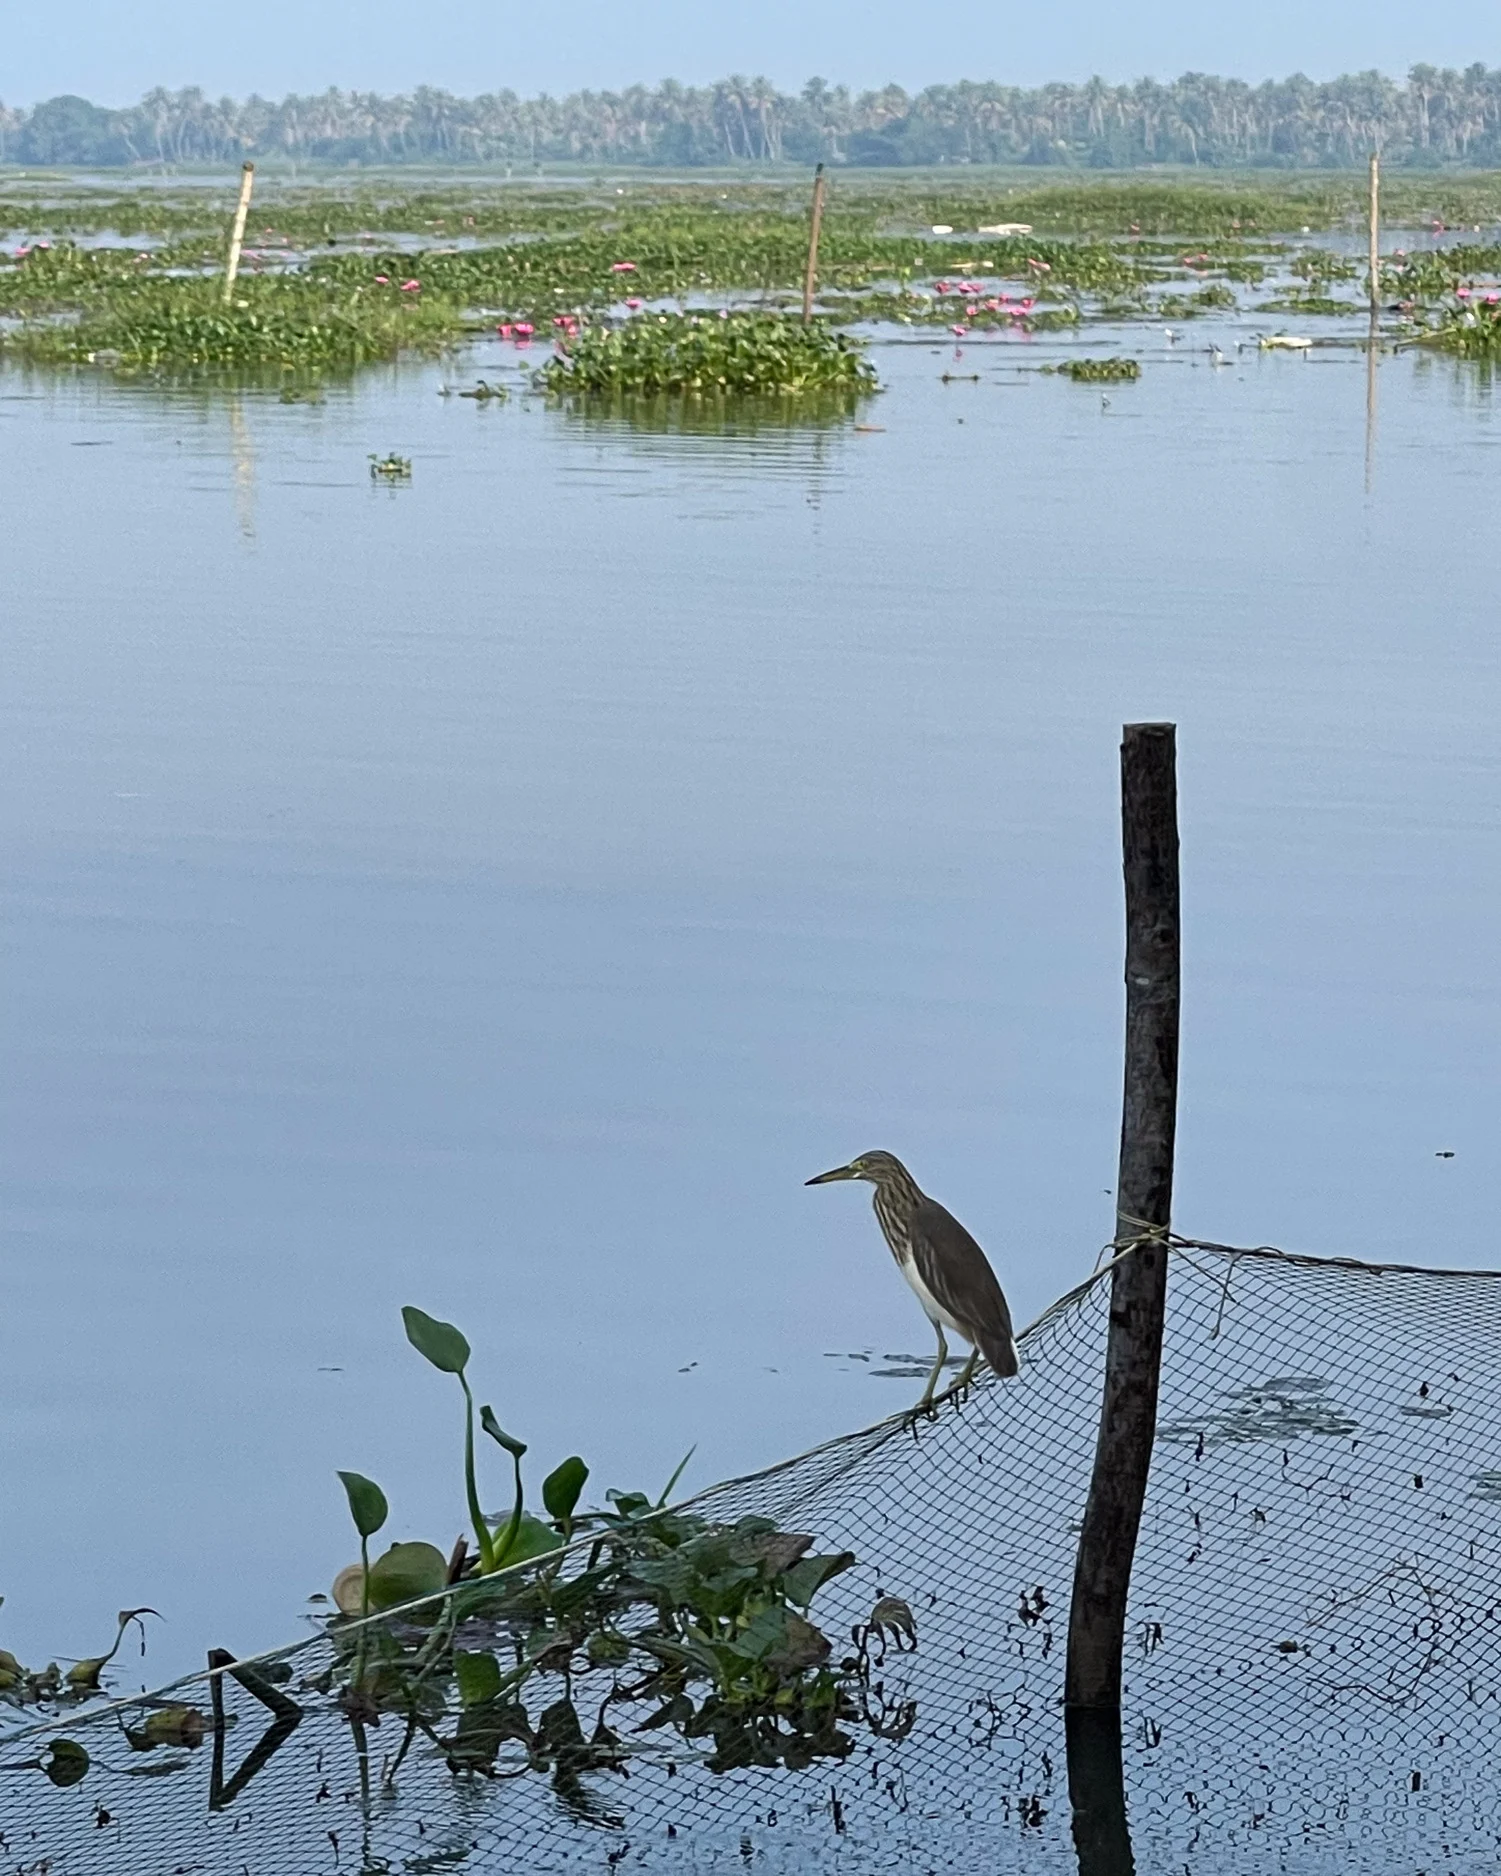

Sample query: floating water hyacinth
[539,310,879,397]
[1057,356,1142,381]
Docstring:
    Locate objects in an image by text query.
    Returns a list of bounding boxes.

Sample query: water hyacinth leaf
[402,1306,470,1374]
[479,1404,526,1458]
[542,1455,588,1522]
[42,1739,89,1787]
[490,1511,562,1569]
[337,1470,389,1539]
[330,1563,367,1616]
[780,1551,857,1608]
[454,1650,503,1707]
[365,1541,449,1612]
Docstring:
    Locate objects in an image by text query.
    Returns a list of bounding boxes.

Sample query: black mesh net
[5,1241,1501,1872]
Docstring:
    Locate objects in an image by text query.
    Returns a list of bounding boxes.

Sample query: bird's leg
[955,1346,979,1394]
[918,1323,949,1412]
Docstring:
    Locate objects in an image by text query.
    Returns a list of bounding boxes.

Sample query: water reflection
[1066,1708,1134,1876]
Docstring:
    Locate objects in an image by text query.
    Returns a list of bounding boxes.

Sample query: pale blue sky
[4,0,1498,108]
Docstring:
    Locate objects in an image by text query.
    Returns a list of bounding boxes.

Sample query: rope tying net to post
[6,1238,1501,1872]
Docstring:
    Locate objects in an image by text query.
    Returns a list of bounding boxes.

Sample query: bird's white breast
[896,1250,971,1344]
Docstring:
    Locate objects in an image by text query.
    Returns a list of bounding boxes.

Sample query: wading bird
[807,1151,1019,1409]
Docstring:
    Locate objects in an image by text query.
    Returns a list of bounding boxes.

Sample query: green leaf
[479,1405,526,1458]
[401,1305,470,1374]
[656,1445,696,1505]
[336,1470,389,1540]
[542,1456,588,1523]
[365,1541,449,1612]
[780,1551,857,1608]
[454,1650,503,1708]
[491,1512,562,1569]
[43,1740,89,1787]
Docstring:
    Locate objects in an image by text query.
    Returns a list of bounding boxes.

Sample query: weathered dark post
[1065,722,1179,1712]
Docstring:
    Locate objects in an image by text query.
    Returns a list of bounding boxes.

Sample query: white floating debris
[978,222,1034,236]
[930,224,954,235]
[1259,335,1314,350]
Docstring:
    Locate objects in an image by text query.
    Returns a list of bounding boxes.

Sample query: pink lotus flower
[514,322,534,337]
[1019,297,1035,311]
[951,324,968,335]
[374,274,390,284]
[497,323,513,337]
[625,297,642,309]
[610,261,638,273]
[935,280,952,294]
[1487,292,1500,305]
[1457,287,1472,299]
[400,280,421,292]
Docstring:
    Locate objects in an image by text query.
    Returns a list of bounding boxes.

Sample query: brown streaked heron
[807,1150,1019,1408]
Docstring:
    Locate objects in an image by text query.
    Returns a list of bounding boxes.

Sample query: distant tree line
[7,67,1501,170]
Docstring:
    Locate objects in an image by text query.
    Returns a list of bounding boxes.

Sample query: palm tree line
[7,66,1501,169]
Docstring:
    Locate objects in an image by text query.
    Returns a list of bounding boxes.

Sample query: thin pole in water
[802,163,827,326]
[1368,151,1381,319]
[1065,722,1180,1712]
[223,162,256,304]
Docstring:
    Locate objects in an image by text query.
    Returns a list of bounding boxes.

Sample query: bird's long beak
[806,1164,857,1185]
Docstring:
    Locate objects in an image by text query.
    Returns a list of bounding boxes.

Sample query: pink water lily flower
[935,280,952,294]
[951,324,968,336]
[400,280,421,292]
[1456,287,1472,298]
[374,274,390,284]
[625,297,642,309]
[514,322,534,337]
[497,323,513,337]
[610,261,638,273]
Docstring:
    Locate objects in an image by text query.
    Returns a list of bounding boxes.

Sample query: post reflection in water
[1365,312,1380,495]
[1065,1707,1135,1876]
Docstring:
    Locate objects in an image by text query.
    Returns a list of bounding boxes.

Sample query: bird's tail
[978,1329,1020,1379]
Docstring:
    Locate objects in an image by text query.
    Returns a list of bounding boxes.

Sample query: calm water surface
[4,320,1501,1680]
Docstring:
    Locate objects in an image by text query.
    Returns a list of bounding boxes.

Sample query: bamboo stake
[802,163,827,326]
[1368,152,1381,318]
[223,162,256,304]
[1065,722,1180,1712]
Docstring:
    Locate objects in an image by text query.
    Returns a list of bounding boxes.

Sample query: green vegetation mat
[3,173,1501,377]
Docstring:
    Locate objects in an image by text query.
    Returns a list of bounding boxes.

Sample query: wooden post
[223,161,255,304]
[1368,152,1381,318]
[802,163,827,326]
[1064,722,1180,1712]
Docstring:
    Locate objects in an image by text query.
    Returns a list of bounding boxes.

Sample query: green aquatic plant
[1059,356,1142,381]
[539,310,878,396]
[1420,293,1501,355]
[322,1310,909,1809]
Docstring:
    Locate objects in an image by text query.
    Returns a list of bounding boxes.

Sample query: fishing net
[6,1239,1501,1873]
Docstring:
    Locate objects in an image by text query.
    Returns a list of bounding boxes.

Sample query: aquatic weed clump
[2,274,464,370]
[539,311,879,397]
[1424,292,1501,355]
[1060,356,1141,381]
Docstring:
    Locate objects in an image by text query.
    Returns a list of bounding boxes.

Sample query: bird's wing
[909,1198,1018,1373]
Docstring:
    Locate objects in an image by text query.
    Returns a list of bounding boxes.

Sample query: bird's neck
[871,1170,923,1225]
